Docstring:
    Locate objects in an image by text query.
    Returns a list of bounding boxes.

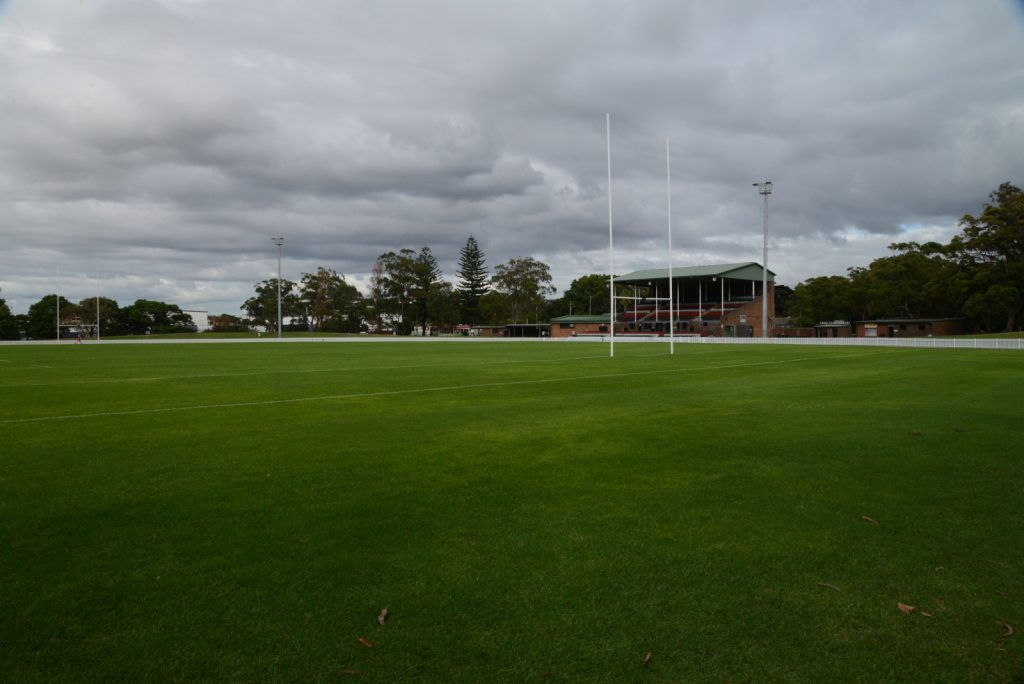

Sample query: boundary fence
[3,335,1021,350]
[563,335,1024,350]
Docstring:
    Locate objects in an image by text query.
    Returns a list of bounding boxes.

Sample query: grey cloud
[1,0,1022,314]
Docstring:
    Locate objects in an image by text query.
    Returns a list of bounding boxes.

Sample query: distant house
[208,314,248,333]
[854,318,964,338]
[181,310,211,332]
[814,320,853,338]
[773,317,814,337]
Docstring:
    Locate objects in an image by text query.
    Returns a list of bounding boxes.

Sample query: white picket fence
[3,334,1021,350]
[563,334,1024,350]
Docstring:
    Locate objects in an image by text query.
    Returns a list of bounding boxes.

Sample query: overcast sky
[2,0,1023,315]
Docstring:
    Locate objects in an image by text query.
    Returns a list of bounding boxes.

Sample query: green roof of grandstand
[616,262,775,283]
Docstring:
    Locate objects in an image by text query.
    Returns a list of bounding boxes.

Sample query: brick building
[855,318,964,338]
[549,315,611,338]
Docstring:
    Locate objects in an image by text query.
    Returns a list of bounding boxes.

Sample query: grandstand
[550,262,775,338]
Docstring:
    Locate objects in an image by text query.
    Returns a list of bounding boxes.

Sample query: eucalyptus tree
[490,257,555,323]
[299,267,364,332]
[243,279,300,333]
[951,182,1024,331]
[0,289,20,340]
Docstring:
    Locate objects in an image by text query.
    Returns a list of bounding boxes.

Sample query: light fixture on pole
[753,181,772,338]
[271,236,285,338]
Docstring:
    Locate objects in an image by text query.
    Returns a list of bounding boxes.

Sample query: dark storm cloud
[1,0,1022,314]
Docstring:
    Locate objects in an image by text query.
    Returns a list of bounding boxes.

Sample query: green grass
[1,341,1022,682]
[100,331,371,340]
[955,331,1024,339]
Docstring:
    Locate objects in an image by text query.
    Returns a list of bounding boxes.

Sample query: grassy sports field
[1,340,1021,682]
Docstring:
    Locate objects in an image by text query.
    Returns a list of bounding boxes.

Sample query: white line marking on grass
[0,355,860,425]
[0,346,820,389]
[1,353,619,388]
[0,359,57,370]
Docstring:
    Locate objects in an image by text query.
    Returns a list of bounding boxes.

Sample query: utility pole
[271,237,285,338]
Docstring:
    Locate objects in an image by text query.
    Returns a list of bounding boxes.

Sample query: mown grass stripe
[0,354,846,424]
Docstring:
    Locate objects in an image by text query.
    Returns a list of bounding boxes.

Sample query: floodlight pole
[606,113,615,358]
[666,138,674,355]
[96,269,101,341]
[271,236,285,338]
[753,181,772,338]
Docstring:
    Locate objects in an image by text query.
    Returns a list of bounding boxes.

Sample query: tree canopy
[373,249,418,334]
[121,300,194,335]
[299,267,365,333]
[552,273,611,318]
[456,235,489,325]
[0,289,20,340]
[789,182,1023,332]
[242,279,300,333]
[77,297,127,336]
[951,182,1024,330]
[490,257,555,323]
[412,247,442,334]
[26,294,75,339]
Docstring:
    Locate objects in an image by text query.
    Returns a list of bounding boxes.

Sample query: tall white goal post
[606,117,676,357]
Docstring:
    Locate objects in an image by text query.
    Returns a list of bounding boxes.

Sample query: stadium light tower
[753,181,772,338]
[271,236,285,338]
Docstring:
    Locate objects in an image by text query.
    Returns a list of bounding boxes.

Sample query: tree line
[0,293,204,340]
[0,236,559,339]
[782,182,1023,332]
[243,236,557,334]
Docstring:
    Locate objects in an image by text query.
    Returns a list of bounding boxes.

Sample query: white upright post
[56,270,60,343]
[96,270,101,340]
[606,114,615,358]
[666,138,674,355]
